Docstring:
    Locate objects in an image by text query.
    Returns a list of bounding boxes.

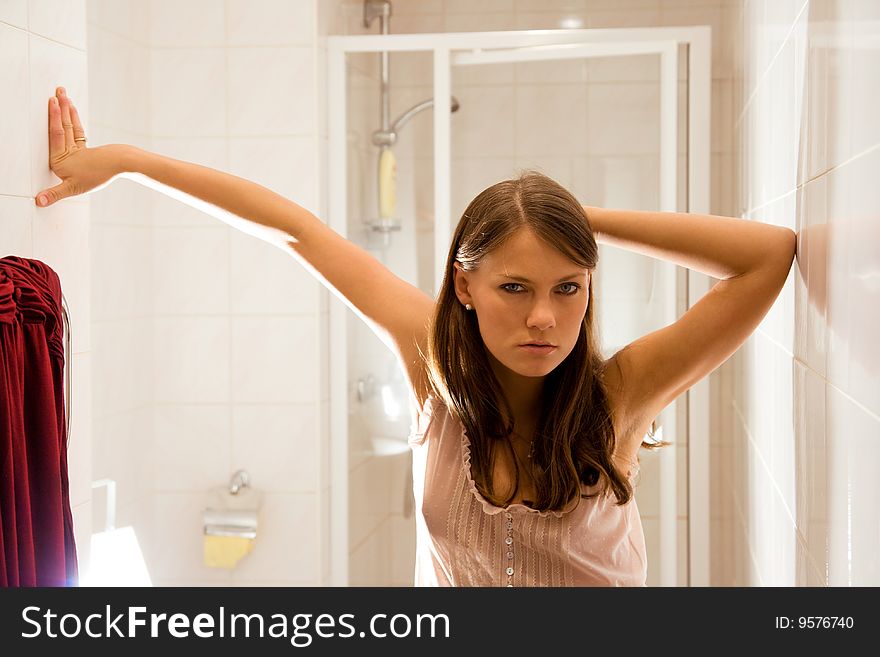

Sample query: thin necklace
[511,429,535,460]
[508,431,536,505]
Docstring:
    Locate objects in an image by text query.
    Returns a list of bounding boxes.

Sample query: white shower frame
[327,26,711,587]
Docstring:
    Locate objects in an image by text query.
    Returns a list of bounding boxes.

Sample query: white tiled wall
[717,0,879,585]
[88,0,156,586]
[146,0,326,586]
[86,0,330,587]
[0,0,93,580]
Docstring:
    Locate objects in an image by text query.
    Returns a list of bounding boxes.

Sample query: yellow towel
[203,534,253,569]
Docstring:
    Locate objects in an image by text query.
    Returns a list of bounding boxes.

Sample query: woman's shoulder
[409,386,442,416]
[407,390,447,447]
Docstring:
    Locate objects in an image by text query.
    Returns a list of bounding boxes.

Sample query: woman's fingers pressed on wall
[56,87,74,150]
[69,102,86,147]
[47,95,65,158]
[40,85,90,207]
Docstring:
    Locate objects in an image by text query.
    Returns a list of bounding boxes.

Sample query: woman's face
[453,227,591,379]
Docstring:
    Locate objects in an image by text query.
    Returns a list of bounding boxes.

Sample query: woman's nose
[526,300,556,331]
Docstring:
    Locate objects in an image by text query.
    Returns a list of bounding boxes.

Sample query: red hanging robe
[0,255,78,587]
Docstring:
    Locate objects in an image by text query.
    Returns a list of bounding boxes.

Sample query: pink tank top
[408,394,647,587]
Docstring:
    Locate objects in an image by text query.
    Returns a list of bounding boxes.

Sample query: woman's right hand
[35,86,127,208]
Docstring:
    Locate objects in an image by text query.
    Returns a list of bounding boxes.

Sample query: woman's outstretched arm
[38,87,434,405]
[120,146,312,248]
[39,89,317,250]
[582,204,797,465]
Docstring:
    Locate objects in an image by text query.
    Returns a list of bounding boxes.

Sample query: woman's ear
[452,262,472,306]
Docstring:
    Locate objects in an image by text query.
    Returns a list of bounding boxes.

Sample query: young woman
[39,87,796,586]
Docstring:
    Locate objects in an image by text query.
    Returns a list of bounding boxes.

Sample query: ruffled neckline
[460,417,574,518]
[425,394,634,518]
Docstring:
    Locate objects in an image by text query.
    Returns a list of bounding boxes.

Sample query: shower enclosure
[327,26,711,586]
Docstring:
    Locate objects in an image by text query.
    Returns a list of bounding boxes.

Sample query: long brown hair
[425,170,669,512]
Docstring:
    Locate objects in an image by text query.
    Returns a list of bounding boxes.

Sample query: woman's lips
[518,344,557,355]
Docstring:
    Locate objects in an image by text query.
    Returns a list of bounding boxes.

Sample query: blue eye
[499,283,581,295]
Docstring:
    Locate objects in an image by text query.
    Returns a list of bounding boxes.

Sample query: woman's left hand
[35,86,124,207]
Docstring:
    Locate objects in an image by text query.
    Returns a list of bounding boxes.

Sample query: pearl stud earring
[465,303,473,311]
